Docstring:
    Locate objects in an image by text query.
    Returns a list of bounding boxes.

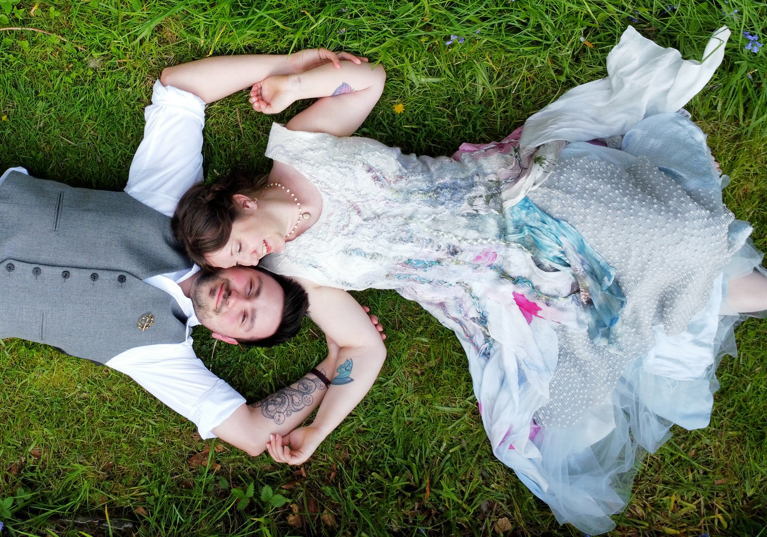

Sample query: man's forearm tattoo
[331,82,353,96]
[331,359,355,385]
[253,373,327,425]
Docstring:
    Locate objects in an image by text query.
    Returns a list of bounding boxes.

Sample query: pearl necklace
[265,182,311,237]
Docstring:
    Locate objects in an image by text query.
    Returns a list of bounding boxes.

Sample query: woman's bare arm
[250,60,386,137]
[265,281,388,464]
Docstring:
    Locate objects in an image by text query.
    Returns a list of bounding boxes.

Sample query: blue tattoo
[331,82,353,96]
[331,359,355,385]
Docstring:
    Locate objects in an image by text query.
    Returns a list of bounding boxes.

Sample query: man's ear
[212,332,240,345]
[232,193,256,211]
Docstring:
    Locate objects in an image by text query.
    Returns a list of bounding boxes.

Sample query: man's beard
[191,270,226,324]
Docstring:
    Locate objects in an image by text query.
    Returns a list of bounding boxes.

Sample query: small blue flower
[458,37,465,44]
[476,29,480,34]
[0,521,4,531]
[743,31,762,53]
[446,34,458,45]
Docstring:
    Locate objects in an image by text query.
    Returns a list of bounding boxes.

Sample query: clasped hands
[265,306,385,465]
[249,48,368,115]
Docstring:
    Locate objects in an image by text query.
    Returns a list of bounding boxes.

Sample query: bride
[167,27,765,534]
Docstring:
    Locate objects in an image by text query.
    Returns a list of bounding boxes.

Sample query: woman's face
[205,209,287,268]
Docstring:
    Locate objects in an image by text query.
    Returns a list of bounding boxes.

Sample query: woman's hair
[171,171,270,268]
[239,267,310,348]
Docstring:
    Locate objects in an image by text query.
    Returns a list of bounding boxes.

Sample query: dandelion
[393,103,405,114]
[1,115,6,121]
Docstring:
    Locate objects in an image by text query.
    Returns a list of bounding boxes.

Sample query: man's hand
[287,48,368,75]
[266,427,326,465]
[363,306,386,340]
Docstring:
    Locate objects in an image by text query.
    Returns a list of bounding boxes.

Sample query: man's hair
[171,171,269,269]
[242,267,310,348]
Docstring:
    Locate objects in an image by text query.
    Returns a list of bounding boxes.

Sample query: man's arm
[210,351,337,456]
[265,281,387,464]
[159,49,366,104]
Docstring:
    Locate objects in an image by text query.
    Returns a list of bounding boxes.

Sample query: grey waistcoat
[0,172,193,363]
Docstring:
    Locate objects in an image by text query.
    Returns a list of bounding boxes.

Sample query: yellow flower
[393,103,405,114]
[1,115,6,121]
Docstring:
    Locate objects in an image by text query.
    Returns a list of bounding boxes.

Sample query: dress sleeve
[107,342,246,439]
[126,81,207,217]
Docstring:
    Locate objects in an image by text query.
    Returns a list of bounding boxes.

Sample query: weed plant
[0,0,765,535]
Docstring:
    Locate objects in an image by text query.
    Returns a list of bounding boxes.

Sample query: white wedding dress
[261,26,760,534]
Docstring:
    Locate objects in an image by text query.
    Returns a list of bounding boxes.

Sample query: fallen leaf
[307,497,319,515]
[281,480,301,490]
[321,511,337,528]
[30,448,42,460]
[191,433,202,441]
[213,444,225,453]
[9,463,20,475]
[286,514,303,528]
[714,478,728,486]
[425,476,430,502]
[294,467,307,478]
[135,507,148,516]
[287,505,303,528]
[494,517,512,533]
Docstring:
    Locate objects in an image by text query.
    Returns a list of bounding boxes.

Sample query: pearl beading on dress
[265,182,311,237]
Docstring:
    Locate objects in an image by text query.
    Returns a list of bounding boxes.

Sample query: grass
[0,0,766,535]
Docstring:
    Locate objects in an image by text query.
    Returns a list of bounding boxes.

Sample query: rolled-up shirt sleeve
[126,81,207,217]
[107,342,246,439]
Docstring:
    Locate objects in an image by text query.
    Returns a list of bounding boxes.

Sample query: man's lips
[215,282,225,310]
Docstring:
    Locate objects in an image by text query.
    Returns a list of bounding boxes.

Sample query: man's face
[192,267,284,343]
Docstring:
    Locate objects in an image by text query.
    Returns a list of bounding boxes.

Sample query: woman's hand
[266,427,326,465]
[287,48,368,75]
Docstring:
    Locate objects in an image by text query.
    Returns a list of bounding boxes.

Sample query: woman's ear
[232,193,256,210]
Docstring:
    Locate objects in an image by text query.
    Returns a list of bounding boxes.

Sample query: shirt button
[117,275,126,284]
[62,270,71,279]
[90,273,99,282]
[5,263,14,272]
[32,267,42,276]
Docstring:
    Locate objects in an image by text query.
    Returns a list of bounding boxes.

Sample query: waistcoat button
[32,267,42,276]
[90,273,99,282]
[118,275,127,283]
[5,263,14,272]
[62,270,71,279]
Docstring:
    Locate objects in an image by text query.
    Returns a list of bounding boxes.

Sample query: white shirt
[0,81,245,438]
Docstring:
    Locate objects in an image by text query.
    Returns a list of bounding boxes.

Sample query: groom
[0,167,386,459]
[1,50,386,461]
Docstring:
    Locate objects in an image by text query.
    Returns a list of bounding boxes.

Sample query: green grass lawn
[1,0,766,535]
